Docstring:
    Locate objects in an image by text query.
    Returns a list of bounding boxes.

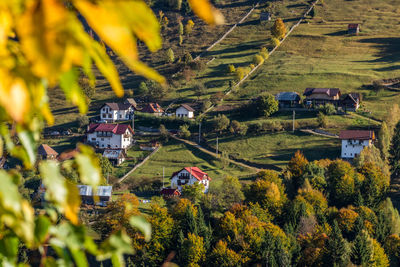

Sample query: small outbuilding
[260,12,271,22]
[341,93,361,111]
[275,92,301,108]
[348,24,360,35]
[103,149,127,165]
[176,104,195,119]
[141,103,164,116]
[160,188,181,199]
[77,185,112,206]
[38,144,58,160]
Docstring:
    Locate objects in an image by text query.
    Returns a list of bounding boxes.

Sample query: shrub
[248,122,262,134]
[179,34,183,46]
[253,54,264,65]
[227,64,236,73]
[183,51,193,64]
[255,94,279,117]
[189,60,206,71]
[77,115,89,128]
[249,64,255,69]
[235,67,246,81]
[260,47,269,59]
[166,48,175,63]
[271,18,286,39]
[179,124,191,139]
[318,103,336,115]
[185,19,195,35]
[138,81,149,95]
[271,37,280,48]
[178,21,184,35]
[317,112,327,128]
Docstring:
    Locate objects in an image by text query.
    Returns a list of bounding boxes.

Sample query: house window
[119,114,122,118]
[91,138,96,141]
[101,138,104,141]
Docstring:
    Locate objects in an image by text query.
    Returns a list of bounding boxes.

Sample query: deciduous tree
[271,18,286,39]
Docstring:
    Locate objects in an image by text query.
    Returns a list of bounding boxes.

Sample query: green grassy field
[125,139,256,186]
[234,0,400,120]
[206,131,341,169]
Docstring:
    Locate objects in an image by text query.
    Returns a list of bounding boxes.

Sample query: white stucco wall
[170,169,209,192]
[176,107,194,119]
[100,106,133,122]
[87,130,133,149]
[341,139,371,158]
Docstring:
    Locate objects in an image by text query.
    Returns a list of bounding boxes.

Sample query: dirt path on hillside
[170,135,260,172]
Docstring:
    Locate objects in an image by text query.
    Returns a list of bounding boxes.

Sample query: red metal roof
[87,123,134,135]
[160,188,181,196]
[339,130,375,140]
[142,103,163,113]
[172,167,211,181]
[38,144,58,156]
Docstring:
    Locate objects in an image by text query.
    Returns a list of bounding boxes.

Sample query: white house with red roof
[339,130,375,159]
[87,123,134,149]
[170,167,211,193]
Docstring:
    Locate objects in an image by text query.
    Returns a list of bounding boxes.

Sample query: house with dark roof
[103,149,127,165]
[100,102,135,122]
[341,93,361,111]
[170,167,211,193]
[87,123,134,149]
[303,88,341,107]
[176,104,195,119]
[348,24,360,35]
[38,144,58,160]
[339,130,375,159]
[275,92,301,108]
[260,12,271,22]
[141,103,164,116]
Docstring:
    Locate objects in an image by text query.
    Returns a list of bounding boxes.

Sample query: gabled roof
[275,92,301,101]
[343,93,361,103]
[102,102,133,111]
[339,130,375,140]
[172,167,211,181]
[38,144,58,156]
[103,149,126,159]
[142,103,163,113]
[160,188,181,196]
[77,185,112,197]
[124,98,137,109]
[348,24,360,29]
[303,88,341,97]
[87,123,134,135]
[179,104,195,112]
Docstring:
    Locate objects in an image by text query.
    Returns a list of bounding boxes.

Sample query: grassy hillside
[235,0,400,120]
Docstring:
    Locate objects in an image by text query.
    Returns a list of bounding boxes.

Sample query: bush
[183,52,193,64]
[227,64,236,73]
[77,115,89,128]
[248,122,262,134]
[179,34,183,46]
[317,112,327,128]
[189,60,206,71]
[260,47,269,59]
[185,19,194,35]
[200,100,212,112]
[235,67,251,81]
[254,94,279,117]
[318,103,336,115]
[178,21,184,35]
[138,81,149,95]
[271,18,286,39]
[166,48,175,63]
[179,124,191,139]
[271,37,280,48]
[253,54,264,65]
[211,114,230,133]
[249,64,256,69]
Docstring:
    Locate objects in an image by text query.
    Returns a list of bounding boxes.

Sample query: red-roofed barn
[170,167,211,193]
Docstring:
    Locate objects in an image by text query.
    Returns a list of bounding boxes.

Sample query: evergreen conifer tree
[323,220,350,266]
[389,121,400,175]
[351,230,373,266]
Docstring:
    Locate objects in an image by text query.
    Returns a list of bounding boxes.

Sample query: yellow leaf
[188,0,224,25]
[65,181,80,225]
[75,0,165,85]
[0,72,30,123]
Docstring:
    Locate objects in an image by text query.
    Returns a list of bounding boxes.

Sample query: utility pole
[216,136,219,157]
[132,113,135,131]
[292,110,295,132]
[198,122,201,144]
[162,167,165,189]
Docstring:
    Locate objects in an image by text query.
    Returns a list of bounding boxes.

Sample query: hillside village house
[341,93,361,111]
[103,149,127,165]
[38,144,58,160]
[176,104,195,119]
[339,130,375,159]
[303,88,341,107]
[170,167,211,193]
[348,24,360,35]
[141,103,164,116]
[275,92,301,108]
[77,185,112,206]
[87,123,134,149]
[100,102,134,122]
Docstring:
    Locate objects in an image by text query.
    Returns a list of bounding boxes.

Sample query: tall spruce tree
[182,205,198,235]
[379,122,391,160]
[351,230,373,266]
[322,220,350,266]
